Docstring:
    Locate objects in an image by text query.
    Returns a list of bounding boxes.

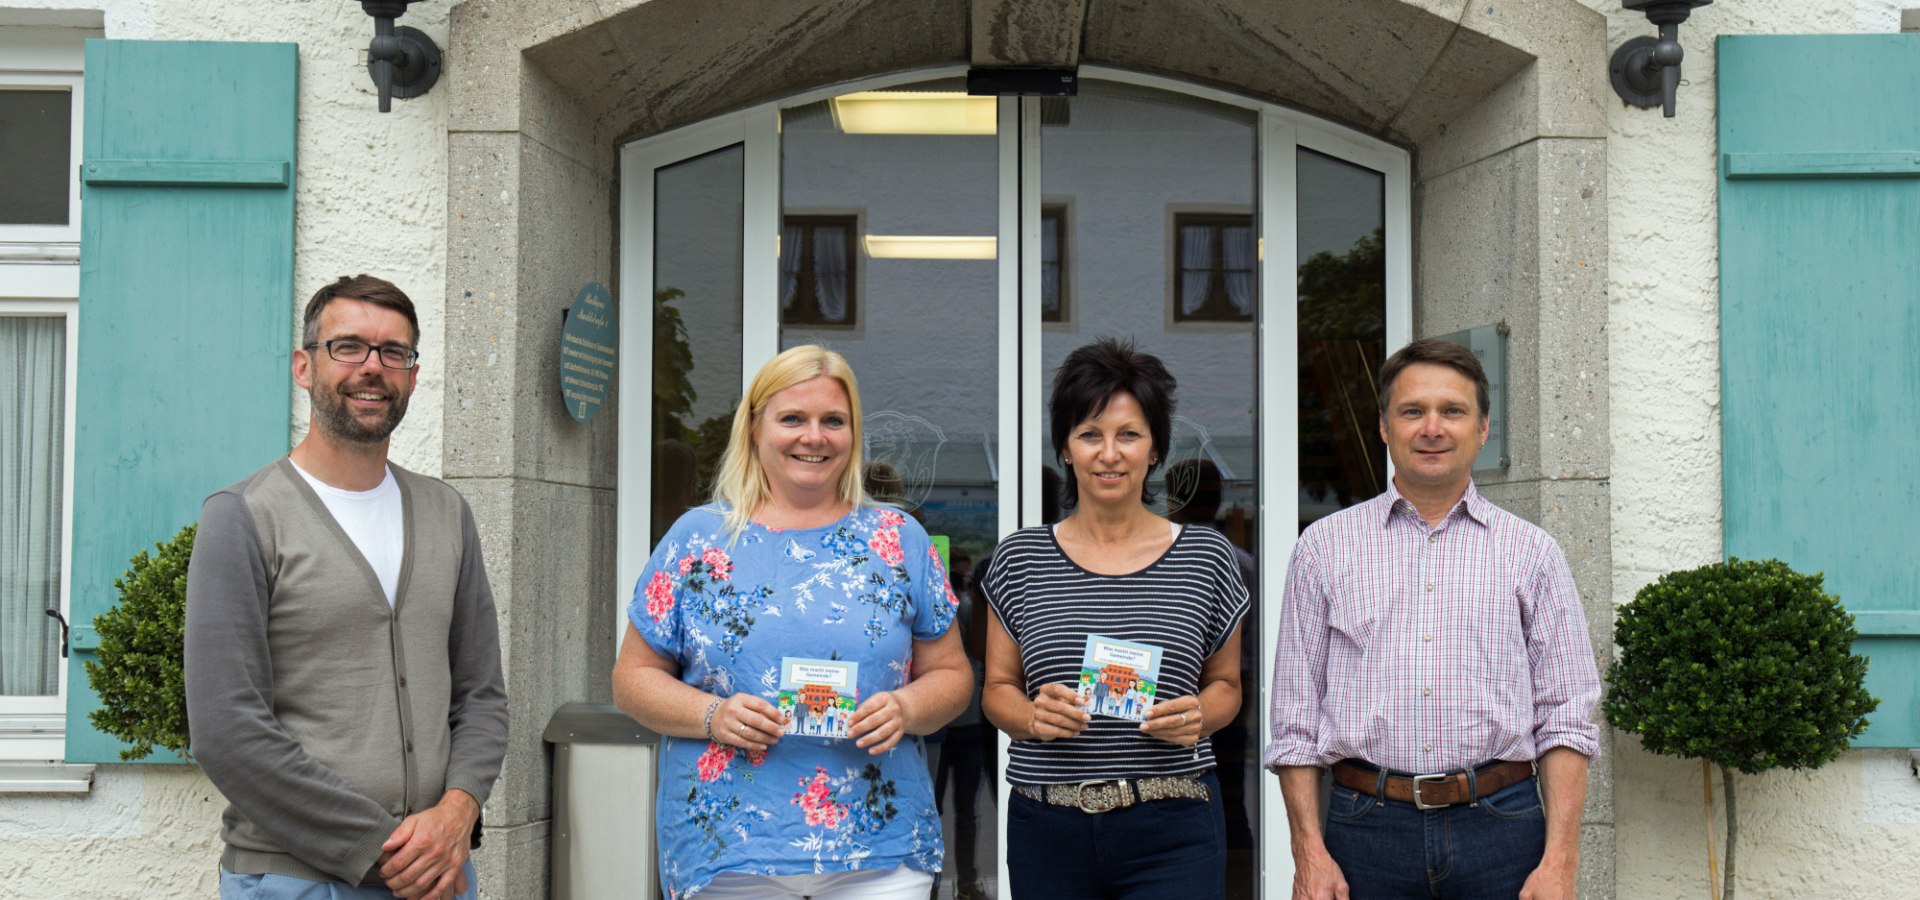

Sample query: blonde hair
[711,344,866,538]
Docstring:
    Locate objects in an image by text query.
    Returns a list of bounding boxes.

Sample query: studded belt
[1012,776,1211,813]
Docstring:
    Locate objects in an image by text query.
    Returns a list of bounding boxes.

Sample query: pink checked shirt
[1263,481,1601,774]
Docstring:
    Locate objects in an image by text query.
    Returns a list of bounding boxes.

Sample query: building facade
[2,0,1916,897]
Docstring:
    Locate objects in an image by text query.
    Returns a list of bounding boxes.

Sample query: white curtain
[1,316,65,697]
[813,225,849,323]
[1179,224,1213,315]
[778,223,805,312]
[1222,223,1255,316]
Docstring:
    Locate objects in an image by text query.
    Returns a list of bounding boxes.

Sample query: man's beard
[312,379,409,444]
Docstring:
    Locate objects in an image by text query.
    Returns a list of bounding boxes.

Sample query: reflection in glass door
[1296,148,1387,530]
[649,147,745,537]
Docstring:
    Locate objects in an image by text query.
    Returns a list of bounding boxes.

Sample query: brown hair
[301,275,420,347]
[1377,338,1490,418]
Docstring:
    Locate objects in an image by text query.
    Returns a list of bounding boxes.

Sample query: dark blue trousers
[1324,774,1547,899]
[1006,770,1226,900]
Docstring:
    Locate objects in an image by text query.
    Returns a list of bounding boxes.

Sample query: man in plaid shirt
[1266,339,1601,900]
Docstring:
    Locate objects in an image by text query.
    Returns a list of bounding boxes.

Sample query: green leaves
[82,523,195,762]
[1603,558,1877,775]
[652,286,697,438]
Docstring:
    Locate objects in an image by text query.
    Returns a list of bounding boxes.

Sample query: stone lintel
[970,0,1087,67]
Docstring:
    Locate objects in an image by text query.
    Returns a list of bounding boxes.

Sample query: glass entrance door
[618,71,1408,898]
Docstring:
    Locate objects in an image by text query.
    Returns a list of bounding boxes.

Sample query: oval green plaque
[559,282,617,424]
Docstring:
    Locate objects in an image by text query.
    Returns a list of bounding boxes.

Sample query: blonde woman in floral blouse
[614,344,971,899]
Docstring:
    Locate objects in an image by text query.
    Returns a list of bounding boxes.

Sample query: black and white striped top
[982,524,1251,784]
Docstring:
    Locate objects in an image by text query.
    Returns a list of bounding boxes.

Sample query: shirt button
[1423,634,1433,642]
[405,741,414,753]
[1428,534,1436,542]
[1423,743,1433,752]
[1425,582,1435,591]
[399,676,408,688]
[1422,687,1432,696]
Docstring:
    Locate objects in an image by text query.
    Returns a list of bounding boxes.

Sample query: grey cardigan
[184,459,508,884]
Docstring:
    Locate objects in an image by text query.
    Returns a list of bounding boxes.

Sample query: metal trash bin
[543,703,661,899]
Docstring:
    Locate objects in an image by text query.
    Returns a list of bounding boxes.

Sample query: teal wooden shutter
[1719,34,1920,748]
[65,40,296,763]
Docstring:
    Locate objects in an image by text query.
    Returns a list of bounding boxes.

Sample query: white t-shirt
[289,460,404,607]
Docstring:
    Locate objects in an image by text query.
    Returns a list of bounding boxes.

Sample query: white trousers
[698,866,935,899]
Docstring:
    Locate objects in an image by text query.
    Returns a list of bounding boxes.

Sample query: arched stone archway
[441,2,1612,895]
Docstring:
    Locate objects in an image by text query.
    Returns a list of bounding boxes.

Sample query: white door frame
[614,105,778,648]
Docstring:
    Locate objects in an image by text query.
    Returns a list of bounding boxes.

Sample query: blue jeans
[1006,770,1226,900]
[1323,774,1546,899]
[219,860,478,900]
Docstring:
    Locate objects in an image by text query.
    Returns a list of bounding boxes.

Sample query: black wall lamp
[360,0,441,113]
[1610,0,1712,117]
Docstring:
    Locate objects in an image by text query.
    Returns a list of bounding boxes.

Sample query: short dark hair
[301,275,420,348]
[1378,338,1490,418]
[1049,337,1177,511]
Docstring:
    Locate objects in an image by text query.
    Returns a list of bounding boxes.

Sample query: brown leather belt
[1331,758,1534,810]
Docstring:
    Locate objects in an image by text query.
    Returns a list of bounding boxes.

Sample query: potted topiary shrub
[83,523,195,762]
[1604,557,1877,900]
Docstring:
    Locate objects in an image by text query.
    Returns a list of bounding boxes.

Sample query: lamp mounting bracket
[1611,0,1712,118]
[360,0,440,113]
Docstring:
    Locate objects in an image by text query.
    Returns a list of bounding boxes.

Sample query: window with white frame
[0,306,74,721]
[1,25,84,246]
[1,20,90,765]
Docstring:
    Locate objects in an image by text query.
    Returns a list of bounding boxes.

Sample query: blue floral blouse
[630,503,959,898]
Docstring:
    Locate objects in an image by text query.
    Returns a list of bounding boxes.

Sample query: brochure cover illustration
[1075,635,1162,721]
[777,657,860,739]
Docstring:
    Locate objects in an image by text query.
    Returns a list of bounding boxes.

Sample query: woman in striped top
[982,338,1250,899]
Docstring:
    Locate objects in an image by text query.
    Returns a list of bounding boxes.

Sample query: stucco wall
[1590,0,1920,896]
[0,0,451,896]
[0,765,222,896]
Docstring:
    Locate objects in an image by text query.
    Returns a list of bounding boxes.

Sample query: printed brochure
[1075,635,1162,721]
[777,657,859,739]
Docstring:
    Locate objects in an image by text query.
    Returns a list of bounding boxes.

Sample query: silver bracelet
[701,697,724,742]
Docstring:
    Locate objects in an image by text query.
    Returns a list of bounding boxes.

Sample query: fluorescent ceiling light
[863,235,998,260]
[829,92,996,135]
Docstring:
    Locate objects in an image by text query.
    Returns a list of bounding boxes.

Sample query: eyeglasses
[305,339,420,370]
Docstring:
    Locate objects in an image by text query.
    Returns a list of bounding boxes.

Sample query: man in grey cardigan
[186,275,507,900]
